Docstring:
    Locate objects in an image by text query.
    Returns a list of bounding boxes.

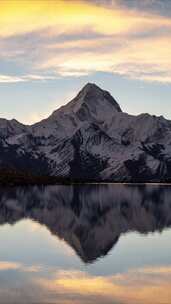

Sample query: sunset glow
[36,267,171,304]
[0,0,171,122]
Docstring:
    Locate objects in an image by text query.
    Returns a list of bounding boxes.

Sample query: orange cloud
[0,261,171,304]
[35,266,171,304]
[0,0,171,83]
[0,261,20,271]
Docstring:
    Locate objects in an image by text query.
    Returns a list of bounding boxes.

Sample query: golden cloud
[0,0,171,83]
[35,266,171,304]
[0,261,171,304]
[1,0,169,37]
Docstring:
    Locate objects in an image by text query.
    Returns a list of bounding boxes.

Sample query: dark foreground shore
[0,169,171,186]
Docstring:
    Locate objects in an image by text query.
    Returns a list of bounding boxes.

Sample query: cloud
[1,0,168,38]
[0,261,42,273]
[0,261,21,271]
[0,0,171,83]
[35,266,171,304]
[0,262,171,304]
[0,75,26,83]
[0,74,57,83]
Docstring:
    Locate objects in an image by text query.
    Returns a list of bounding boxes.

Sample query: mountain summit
[0,83,171,183]
[51,83,122,125]
[68,82,122,113]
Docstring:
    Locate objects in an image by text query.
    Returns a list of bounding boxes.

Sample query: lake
[0,184,171,304]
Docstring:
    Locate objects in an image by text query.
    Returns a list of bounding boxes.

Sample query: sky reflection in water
[0,184,171,303]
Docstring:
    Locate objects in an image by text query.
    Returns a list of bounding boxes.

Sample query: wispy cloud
[0,74,57,83]
[0,0,171,83]
[0,75,26,83]
[0,260,42,273]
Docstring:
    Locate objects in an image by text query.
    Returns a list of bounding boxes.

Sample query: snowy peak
[68,82,122,113]
[58,82,122,124]
[32,83,122,139]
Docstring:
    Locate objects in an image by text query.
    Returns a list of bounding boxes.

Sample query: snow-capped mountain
[1,83,171,182]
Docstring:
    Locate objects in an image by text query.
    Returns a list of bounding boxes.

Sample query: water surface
[0,185,171,303]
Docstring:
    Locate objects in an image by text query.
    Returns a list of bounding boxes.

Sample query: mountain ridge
[1,83,170,127]
[0,83,171,183]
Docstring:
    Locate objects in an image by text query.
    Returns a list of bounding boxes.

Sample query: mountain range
[1,83,171,183]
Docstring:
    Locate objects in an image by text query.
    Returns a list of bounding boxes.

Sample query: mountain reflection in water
[1,185,171,262]
[0,184,171,304]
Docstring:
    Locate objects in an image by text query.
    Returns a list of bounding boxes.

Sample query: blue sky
[0,0,171,124]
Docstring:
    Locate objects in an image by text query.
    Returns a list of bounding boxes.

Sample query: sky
[0,0,171,124]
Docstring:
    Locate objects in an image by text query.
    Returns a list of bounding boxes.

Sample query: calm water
[0,185,171,304]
